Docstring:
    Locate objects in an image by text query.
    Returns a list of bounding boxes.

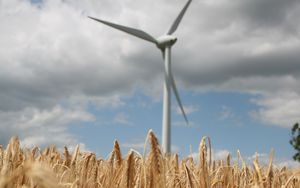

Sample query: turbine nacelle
[156,35,177,49]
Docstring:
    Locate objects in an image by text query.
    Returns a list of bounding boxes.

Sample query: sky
[1,0,300,167]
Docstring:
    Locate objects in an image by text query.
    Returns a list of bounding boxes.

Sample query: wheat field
[0,130,299,188]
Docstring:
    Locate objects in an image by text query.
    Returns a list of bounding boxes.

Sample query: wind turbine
[88,0,192,154]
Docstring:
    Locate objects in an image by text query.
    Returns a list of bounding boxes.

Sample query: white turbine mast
[88,0,192,154]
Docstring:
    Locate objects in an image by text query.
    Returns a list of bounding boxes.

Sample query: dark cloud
[236,0,299,29]
[192,0,300,35]
[177,44,300,88]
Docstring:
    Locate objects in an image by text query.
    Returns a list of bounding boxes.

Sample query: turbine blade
[167,0,192,35]
[169,72,189,125]
[88,16,157,44]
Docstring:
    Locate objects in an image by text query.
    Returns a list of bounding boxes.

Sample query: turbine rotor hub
[156,35,177,49]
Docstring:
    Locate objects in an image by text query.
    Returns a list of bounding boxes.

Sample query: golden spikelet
[198,136,209,188]
[253,153,264,187]
[108,140,123,170]
[184,163,194,188]
[266,149,274,187]
[148,130,165,188]
[207,137,212,170]
[120,150,136,188]
[114,140,123,168]
[0,146,3,172]
[71,144,80,166]
[149,130,163,174]
[171,154,181,188]
[64,146,71,167]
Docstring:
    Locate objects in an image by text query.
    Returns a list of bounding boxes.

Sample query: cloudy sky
[1,0,300,166]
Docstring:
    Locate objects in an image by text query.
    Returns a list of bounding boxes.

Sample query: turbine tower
[88,0,192,154]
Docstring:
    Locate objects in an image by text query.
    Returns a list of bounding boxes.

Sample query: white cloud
[122,138,179,154]
[0,105,95,148]
[251,92,300,128]
[213,149,231,160]
[176,105,199,115]
[113,112,132,125]
[173,120,195,127]
[189,149,230,162]
[219,105,234,120]
[191,149,300,169]
[171,145,181,153]
[246,152,300,169]
[122,142,145,150]
[275,159,300,169]
[68,94,126,109]
[201,0,230,6]
[218,105,243,126]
